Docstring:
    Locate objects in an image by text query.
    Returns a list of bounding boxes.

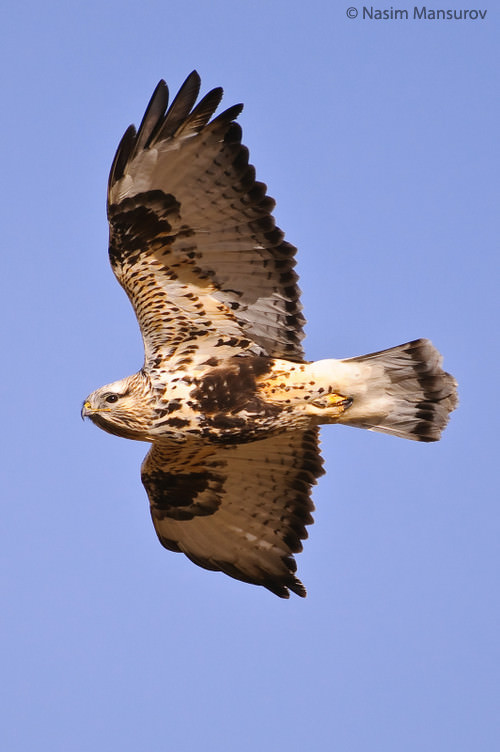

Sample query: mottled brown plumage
[82,72,458,597]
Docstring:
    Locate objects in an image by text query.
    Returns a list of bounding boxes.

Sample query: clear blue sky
[1,2,498,750]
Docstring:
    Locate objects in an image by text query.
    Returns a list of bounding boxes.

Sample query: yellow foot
[327,394,352,409]
[309,392,353,416]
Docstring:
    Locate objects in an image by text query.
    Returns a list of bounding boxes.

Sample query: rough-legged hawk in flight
[82,72,457,598]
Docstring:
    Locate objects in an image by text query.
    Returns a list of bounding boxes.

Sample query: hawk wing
[107,71,305,370]
[141,428,324,597]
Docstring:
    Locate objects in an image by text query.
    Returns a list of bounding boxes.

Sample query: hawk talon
[309,394,353,413]
[327,394,353,409]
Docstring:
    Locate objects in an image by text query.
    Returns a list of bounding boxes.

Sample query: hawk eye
[105,394,119,404]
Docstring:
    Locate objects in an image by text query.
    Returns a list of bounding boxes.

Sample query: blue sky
[1,2,498,750]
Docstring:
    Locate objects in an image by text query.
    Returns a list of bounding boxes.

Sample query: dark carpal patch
[108,190,181,261]
[143,468,222,521]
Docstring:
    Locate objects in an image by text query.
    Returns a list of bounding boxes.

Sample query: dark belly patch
[191,355,273,414]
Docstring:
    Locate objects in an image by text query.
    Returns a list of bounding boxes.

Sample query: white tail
[330,339,458,441]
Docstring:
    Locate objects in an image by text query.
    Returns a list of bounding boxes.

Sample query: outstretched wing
[107,71,305,371]
[141,428,324,597]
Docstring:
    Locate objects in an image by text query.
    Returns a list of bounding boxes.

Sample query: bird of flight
[82,72,457,598]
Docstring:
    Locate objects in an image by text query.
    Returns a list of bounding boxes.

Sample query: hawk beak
[81,401,92,420]
[81,401,112,420]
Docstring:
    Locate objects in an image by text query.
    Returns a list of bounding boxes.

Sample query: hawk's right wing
[141,428,324,597]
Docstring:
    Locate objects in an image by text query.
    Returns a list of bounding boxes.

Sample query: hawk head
[82,374,155,441]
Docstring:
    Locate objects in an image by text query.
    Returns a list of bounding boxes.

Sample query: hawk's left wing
[141,428,324,597]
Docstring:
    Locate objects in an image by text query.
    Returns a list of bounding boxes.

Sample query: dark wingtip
[108,124,137,188]
[211,102,244,127]
[268,579,306,599]
[185,69,201,86]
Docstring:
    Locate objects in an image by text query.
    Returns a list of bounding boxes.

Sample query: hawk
[82,72,457,598]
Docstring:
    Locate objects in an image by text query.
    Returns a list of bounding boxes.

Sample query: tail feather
[338,339,458,442]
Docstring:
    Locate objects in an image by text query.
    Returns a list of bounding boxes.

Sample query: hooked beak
[81,400,91,420]
[81,400,111,421]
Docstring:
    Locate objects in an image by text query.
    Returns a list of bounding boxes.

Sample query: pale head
[81,373,155,441]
